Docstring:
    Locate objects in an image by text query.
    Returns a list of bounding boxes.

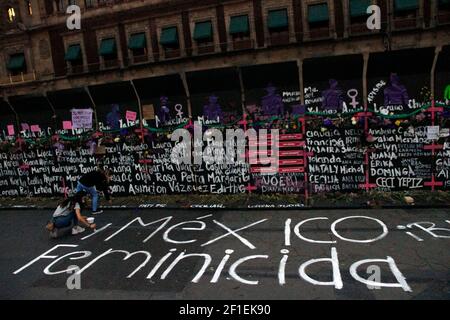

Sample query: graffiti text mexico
[13,215,450,292]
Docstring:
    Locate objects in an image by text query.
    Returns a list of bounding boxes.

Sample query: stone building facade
[1,1,450,198]
[0,0,449,98]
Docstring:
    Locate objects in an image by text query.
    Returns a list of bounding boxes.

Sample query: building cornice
[2,27,449,97]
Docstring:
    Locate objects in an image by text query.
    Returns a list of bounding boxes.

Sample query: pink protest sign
[21,123,30,131]
[30,125,41,132]
[71,109,93,129]
[126,110,137,121]
[63,121,73,130]
[7,125,15,136]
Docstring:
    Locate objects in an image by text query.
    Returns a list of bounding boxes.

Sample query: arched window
[7,7,16,22]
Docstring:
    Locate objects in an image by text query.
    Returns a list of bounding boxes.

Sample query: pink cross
[297,117,306,135]
[359,161,377,191]
[135,128,149,142]
[359,181,377,191]
[425,101,443,123]
[302,147,309,201]
[424,176,443,191]
[239,114,248,131]
[364,152,370,165]
[304,174,309,201]
[184,119,194,129]
[135,128,148,134]
[356,112,373,118]
[16,137,25,150]
[92,132,103,139]
[246,184,257,193]
[357,110,372,132]
[423,143,444,155]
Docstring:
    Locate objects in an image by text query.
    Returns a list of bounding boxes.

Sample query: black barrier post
[297,59,305,106]
[363,53,369,110]
[431,46,442,102]
[180,71,192,121]
[3,96,20,129]
[237,66,246,115]
[43,91,57,131]
[130,80,145,144]
[84,86,99,131]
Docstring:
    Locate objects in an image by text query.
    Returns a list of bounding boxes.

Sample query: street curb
[1,204,449,211]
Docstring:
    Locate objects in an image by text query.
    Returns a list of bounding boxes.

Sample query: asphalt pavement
[1,208,449,300]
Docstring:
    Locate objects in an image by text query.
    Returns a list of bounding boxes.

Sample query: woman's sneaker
[71,226,85,235]
[49,229,59,239]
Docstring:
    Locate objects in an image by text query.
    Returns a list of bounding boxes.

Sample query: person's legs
[53,213,74,229]
[75,182,85,193]
[71,211,78,226]
[77,182,99,212]
[70,212,85,234]
[51,212,83,237]
[88,186,99,212]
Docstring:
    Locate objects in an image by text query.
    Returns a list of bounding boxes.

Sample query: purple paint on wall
[203,95,224,122]
[262,83,285,116]
[384,73,409,107]
[322,79,344,111]
[291,104,306,115]
[158,96,171,124]
[106,104,121,130]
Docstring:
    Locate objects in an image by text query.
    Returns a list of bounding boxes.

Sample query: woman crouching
[46,191,97,237]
